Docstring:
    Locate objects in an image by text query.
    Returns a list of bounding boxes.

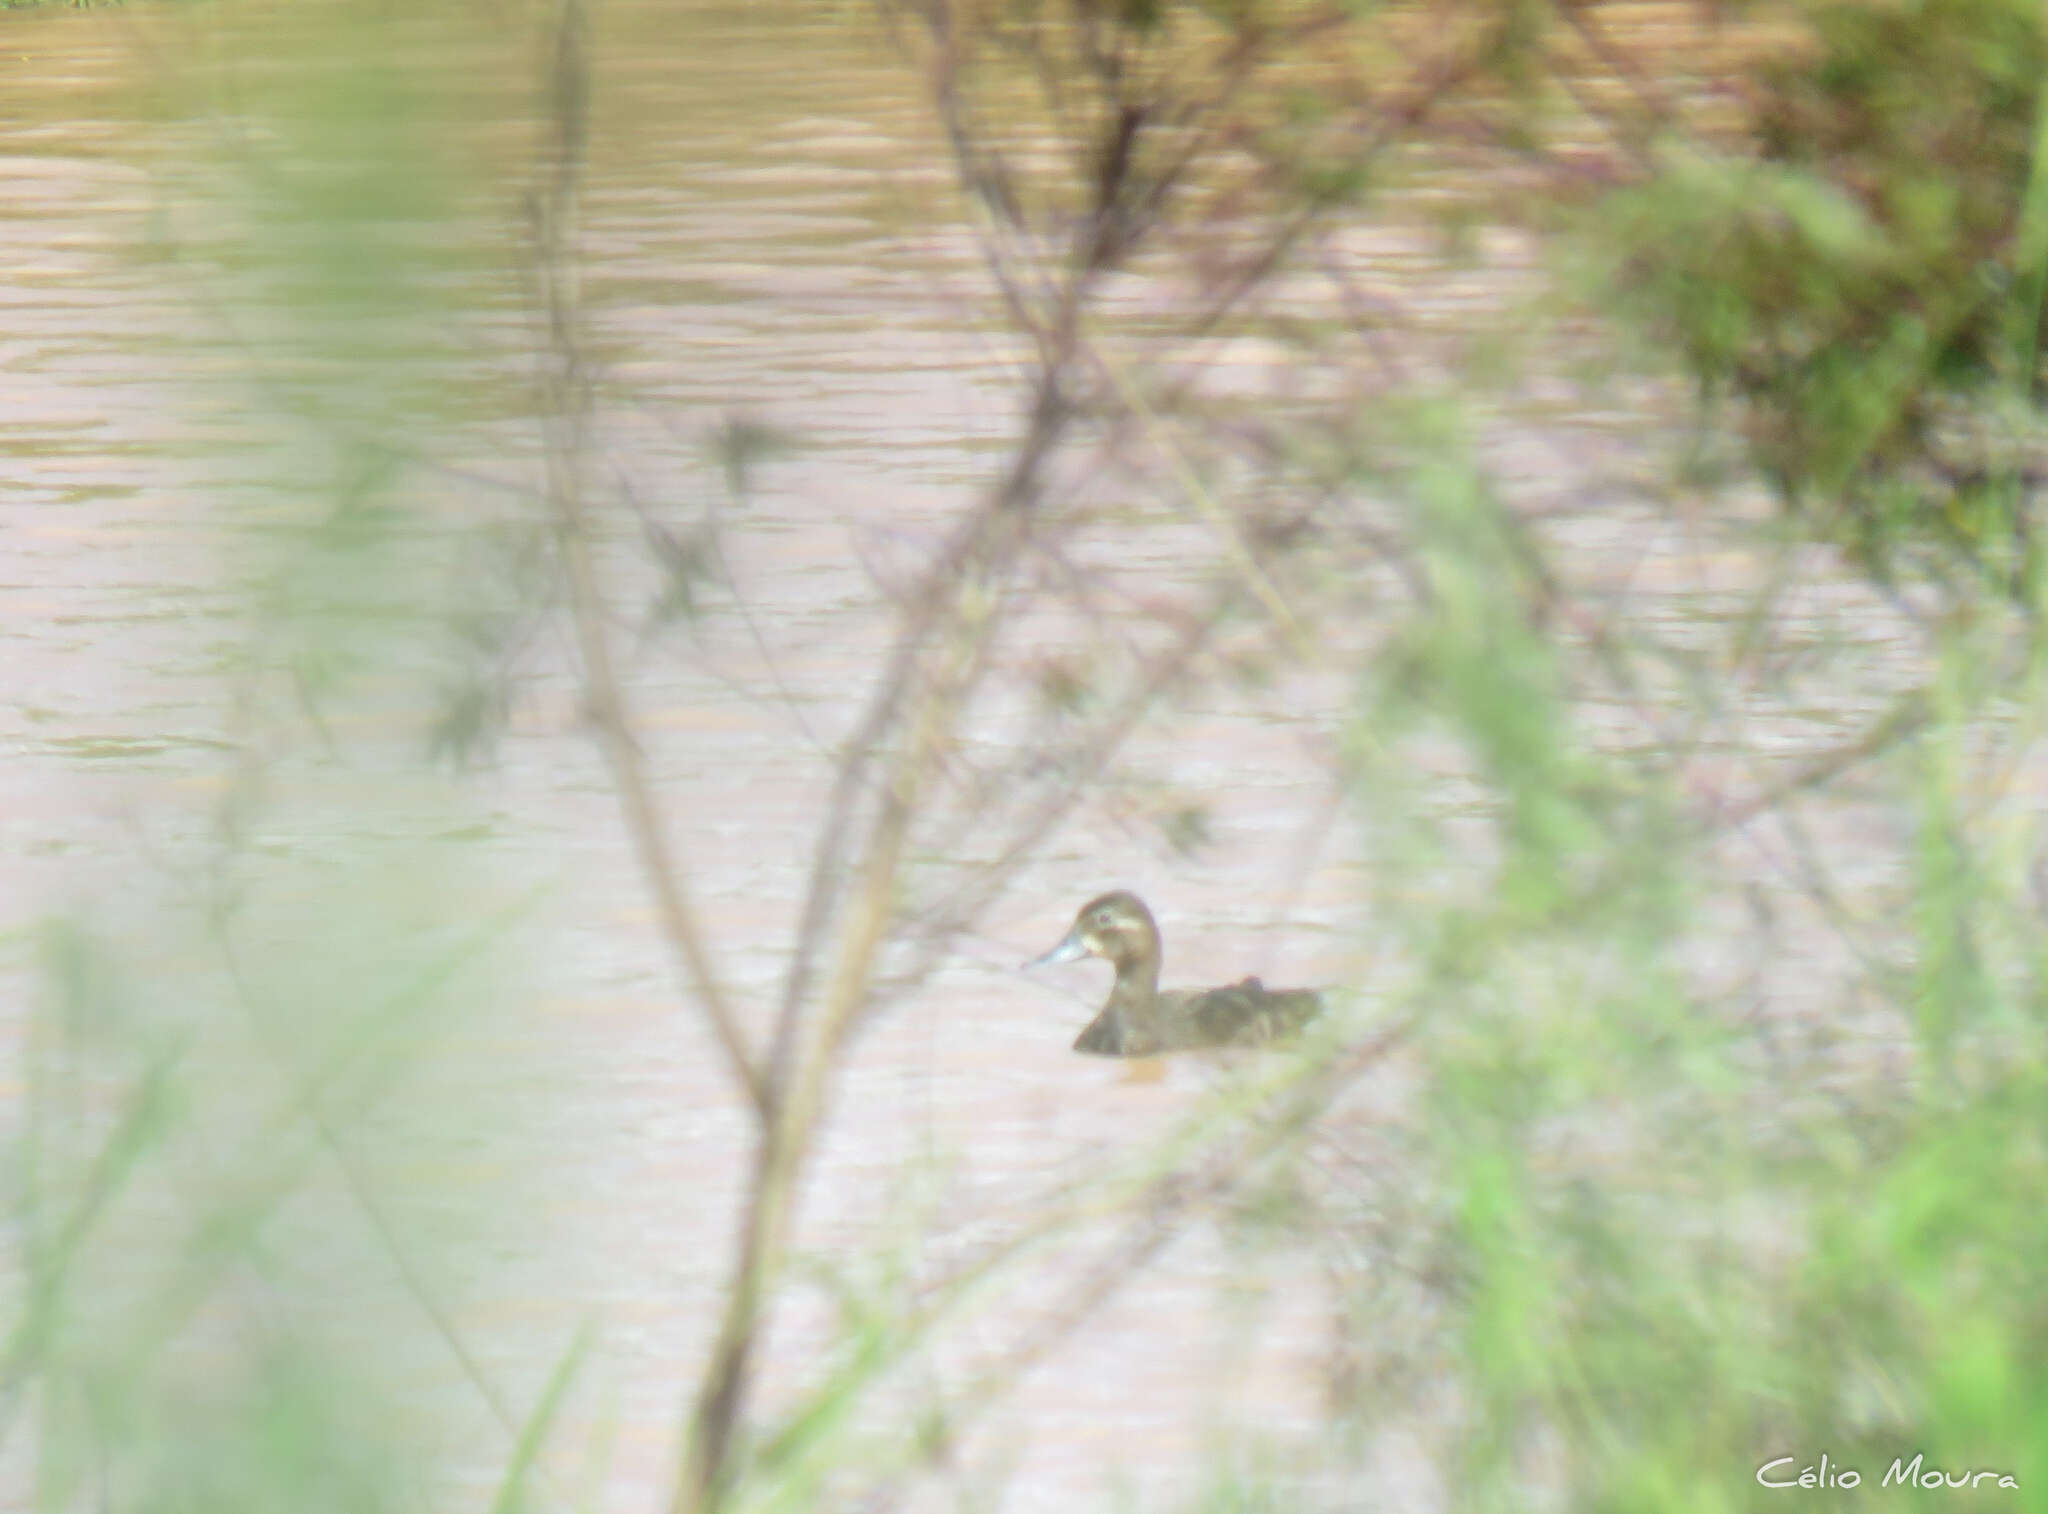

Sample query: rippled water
[0,5,1392,1509]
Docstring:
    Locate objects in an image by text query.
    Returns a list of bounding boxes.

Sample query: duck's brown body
[1071,975,1322,1057]
[1028,891,1321,1058]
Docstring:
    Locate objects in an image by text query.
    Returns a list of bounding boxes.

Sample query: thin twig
[531,0,766,1114]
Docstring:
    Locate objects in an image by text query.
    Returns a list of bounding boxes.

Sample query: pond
[0,4,1925,1512]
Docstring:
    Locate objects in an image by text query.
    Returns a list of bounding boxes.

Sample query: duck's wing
[1178,979,1321,1049]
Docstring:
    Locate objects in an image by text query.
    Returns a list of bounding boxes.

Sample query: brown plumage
[1025,891,1321,1058]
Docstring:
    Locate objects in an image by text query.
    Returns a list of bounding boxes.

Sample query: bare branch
[531,0,767,1114]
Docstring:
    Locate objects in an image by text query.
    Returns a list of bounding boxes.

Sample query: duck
[1024,890,1321,1057]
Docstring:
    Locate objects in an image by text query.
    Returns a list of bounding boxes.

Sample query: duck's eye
[1090,910,1112,928]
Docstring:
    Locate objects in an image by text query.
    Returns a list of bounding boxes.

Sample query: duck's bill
[1023,928,1088,970]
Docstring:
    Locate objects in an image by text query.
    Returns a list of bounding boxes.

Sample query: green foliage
[1595,0,2048,588]
[1228,363,2048,1507]
[1342,531,2048,1510]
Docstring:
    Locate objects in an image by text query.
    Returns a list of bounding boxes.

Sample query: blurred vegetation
[10,8,570,1514]
[1597,0,2048,595]
[1339,434,2048,1510]
[13,0,2048,1512]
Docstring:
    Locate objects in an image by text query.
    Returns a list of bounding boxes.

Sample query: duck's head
[1025,890,1160,974]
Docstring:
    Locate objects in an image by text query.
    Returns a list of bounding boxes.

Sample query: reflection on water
[0,3,1917,1512]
